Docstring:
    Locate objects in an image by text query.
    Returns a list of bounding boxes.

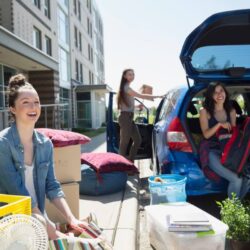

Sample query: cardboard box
[53,144,81,183]
[139,84,153,95]
[45,182,79,223]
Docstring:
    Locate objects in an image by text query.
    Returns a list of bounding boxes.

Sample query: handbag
[49,213,113,250]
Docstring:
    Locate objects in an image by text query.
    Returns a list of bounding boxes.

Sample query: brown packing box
[45,182,79,223]
[139,84,153,95]
[53,144,81,183]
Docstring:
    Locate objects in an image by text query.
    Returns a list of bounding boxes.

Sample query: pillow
[81,152,139,174]
[80,164,128,196]
[36,128,91,147]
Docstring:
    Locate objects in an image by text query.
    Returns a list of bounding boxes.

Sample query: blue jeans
[209,150,250,199]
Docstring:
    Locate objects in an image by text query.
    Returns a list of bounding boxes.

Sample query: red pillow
[81,152,139,174]
[36,128,91,147]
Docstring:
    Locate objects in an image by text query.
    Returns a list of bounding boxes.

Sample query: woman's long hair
[203,81,232,117]
[117,69,133,109]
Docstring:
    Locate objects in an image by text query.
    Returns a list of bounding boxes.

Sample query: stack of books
[167,212,212,232]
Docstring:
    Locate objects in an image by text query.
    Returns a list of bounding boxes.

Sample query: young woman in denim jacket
[0,74,86,239]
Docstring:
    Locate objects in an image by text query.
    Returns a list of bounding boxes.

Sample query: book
[168,223,212,232]
[169,212,210,226]
[167,213,212,232]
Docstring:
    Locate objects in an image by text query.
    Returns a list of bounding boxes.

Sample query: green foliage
[217,193,250,242]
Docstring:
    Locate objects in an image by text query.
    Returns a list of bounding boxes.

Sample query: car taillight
[167,117,193,152]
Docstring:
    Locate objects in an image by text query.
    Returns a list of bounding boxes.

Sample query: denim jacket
[0,122,65,214]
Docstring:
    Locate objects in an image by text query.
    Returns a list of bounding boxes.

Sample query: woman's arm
[45,141,87,228]
[127,87,162,101]
[32,206,66,239]
[199,108,221,139]
[50,197,75,224]
[230,108,236,127]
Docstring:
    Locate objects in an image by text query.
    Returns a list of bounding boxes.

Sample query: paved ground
[81,132,107,153]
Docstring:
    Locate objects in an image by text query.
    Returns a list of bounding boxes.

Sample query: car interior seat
[230,100,246,125]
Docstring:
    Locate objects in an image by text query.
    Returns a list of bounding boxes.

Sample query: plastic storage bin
[148,174,187,204]
[0,194,31,218]
[145,203,228,250]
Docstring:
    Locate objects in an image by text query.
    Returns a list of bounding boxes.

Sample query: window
[87,0,92,13]
[89,70,92,84]
[159,90,181,121]
[88,44,91,60]
[79,32,82,51]
[78,0,81,21]
[45,36,52,56]
[75,60,79,81]
[74,26,78,47]
[58,8,69,44]
[79,63,83,83]
[59,48,69,82]
[87,18,90,35]
[92,72,94,84]
[44,0,50,19]
[192,45,250,72]
[33,27,42,50]
[73,0,77,14]
[91,47,93,63]
[90,22,92,38]
[33,0,40,9]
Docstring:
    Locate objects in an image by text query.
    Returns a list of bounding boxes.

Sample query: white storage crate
[145,203,228,250]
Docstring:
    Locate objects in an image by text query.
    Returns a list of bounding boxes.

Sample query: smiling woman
[0,74,88,240]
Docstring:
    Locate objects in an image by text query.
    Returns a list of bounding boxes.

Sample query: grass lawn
[73,127,106,138]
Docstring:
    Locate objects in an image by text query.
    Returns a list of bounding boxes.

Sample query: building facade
[0,0,109,130]
[69,0,109,129]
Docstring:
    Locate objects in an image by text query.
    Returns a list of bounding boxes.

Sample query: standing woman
[117,69,162,162]
[199,81,250,198]
[0,74,86,239]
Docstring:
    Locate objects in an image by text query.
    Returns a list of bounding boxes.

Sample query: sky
[96,0,250,99]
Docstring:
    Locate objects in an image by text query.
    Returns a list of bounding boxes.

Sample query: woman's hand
[47,220,67,240]
[68,217,89,229]
[219,122,232,132]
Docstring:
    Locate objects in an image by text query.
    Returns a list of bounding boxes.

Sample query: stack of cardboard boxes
[45,144,81,223]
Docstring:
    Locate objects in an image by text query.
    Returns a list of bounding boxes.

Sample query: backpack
[217,117,250,176]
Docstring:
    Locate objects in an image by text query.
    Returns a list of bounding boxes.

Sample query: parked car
[107,9,250,195]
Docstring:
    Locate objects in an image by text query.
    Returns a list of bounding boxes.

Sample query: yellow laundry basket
[0,194,31,218]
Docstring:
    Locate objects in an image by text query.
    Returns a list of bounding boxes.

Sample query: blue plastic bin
[148,174,187,204]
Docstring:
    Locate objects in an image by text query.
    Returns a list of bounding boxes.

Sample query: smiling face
[10,88,41,125]
[213,85,226,104]
[124,70,135,84]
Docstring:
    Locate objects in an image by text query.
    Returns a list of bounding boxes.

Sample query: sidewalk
[80,132,139,250]
[81,132,107,153]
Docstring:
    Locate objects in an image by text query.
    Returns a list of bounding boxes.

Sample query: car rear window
[158,90,181,121]
[191,44,250,72]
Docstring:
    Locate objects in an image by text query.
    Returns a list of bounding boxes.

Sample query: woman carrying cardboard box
[0,74,86,239]
[117,69,163,162]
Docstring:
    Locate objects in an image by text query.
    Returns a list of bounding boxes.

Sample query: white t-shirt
[24,163,38,204]
[120,83,135,112]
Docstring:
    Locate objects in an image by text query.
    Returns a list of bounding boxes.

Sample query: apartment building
[0,0,60,129]
[70,0,110,129]
[0,0,109,130]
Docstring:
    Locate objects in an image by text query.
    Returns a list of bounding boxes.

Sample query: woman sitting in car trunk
[199,81,250,199]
